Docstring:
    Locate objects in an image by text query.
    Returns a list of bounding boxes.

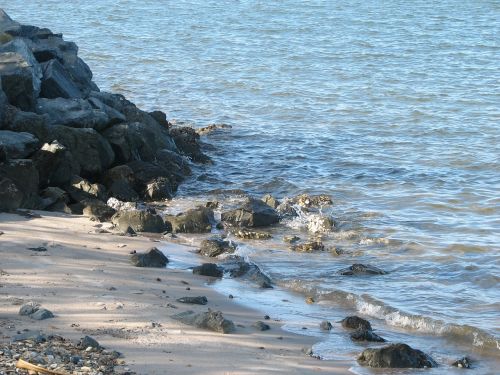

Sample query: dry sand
[0,210,352,374]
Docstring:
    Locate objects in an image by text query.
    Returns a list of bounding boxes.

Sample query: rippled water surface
[6,0,499,372]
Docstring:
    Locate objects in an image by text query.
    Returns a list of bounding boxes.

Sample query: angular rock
[341,316,372,331]
[176,296,208,305]
[320,320,333,331]
[0,107,49,142]
[199,238,236,257]
[350,329,386,342]
[19,302,40,316]
[33,141,80,187]
[452,357,472,369]
[222,258,272,288]
[30,308,54,320]
[40,58,83,99]
[169,126,210,163]
[357,343,437,368]
[111,209,167,233]
[130,247,168,268]
[192,263,223,278]
[67,175,107,202]
[82,199,116,222]
[262,194,279,209]
[164,206,214,233]
[145,176,172,200]
[171,309,235,333]
[108,179,139,202]
[0,130,39,158]
[78,336,101,350]
[253,321,270,331]
[338,264,387,276]
[221,197,279,228]
[0,176,23,210]
[39,186,69,209]
[0,159,40,208]
[127,160,181,198]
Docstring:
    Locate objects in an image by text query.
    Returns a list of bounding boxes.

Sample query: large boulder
[172,309,235,334]
[33,141,80,187]
[40,59,83,99]
[199,237,236,257]
[341,316,372,330]
[36,97,125,131]
[0,86,6,126]
[0,176,23,210]
[111,209,167,233]
[357,343,436,368]
[82,199,115,222]
[221,197,279,228]
[126,160,178,198]
[164,206,214,233]
[0,130,39,158]
[0,10,20,35]
[130,247,168,268]
[169,126,210,163]
[0,159,40,208]
[0,107,49,142]
[101,165,139,202]
[192,263,223,278]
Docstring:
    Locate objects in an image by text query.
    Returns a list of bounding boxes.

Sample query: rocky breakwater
[0,9,209,215]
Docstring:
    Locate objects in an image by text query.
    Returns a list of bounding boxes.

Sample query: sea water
[5,1,499,372]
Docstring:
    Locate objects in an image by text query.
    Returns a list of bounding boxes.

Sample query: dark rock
[262,194,279,209]
[199,237,236,257]
[12,330,46,343]
[176,296,208,305]
[40,59,83,99]
[357,343,437,368]
[192,263,223,278]
[108,179,139,202]
[33,141,80,187]
[350,329,386,342]
[30,308,54,320]
[155,149,191,179]
[126,160,178,197]
[67,175,107,202]
[171,309,235,334]
[28,246,47,252]
[130,247,168,268]
[40,186,69,210]
[0,159,40,208]
[169,126,211,163]
[0,107,49,142]
[145,177,172,200]
[452,357,472,369]
[221,197,279,228]
[148,110,171,129]
[338,264,387,276]
[0,176,23,210]
[111,209,167,233]
[341,316,372,331]
[253,321,270,331]
[320,320,333,331]
[164,206,214,233]
[82,199,116,222]
[78,335,101,350]
[19,302,40,316]
[222,258,272,288]
[0,130,39,158]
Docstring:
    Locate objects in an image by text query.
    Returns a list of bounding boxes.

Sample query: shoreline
[0,210,351,374]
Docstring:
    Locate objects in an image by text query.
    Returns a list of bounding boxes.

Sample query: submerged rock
[253,321,270,331]
[357,343,437,368]
[338,263,387,276]
[192,263,223,278]
[350,329,386,342]
[199,237,236,257]
[130,247,168,268]
[172,309,235,333]
[341,316,372,331]
[221,197,279,228]
[262,193,279,209]
[452,357,472,369]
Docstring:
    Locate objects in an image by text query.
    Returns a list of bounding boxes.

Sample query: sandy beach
[0,210,351,374]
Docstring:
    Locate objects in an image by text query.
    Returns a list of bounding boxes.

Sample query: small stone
[252,321,270,331]
[176,296,208,305]
[306,297,315,304]
[452,357,472,369]
[320,320,333,331]
[228,294,234,299]
[264,315,270,320]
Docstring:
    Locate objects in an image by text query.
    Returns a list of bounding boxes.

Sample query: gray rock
[253,321,270,331]
[176,296,208,305]
[11,330,46,343]
[338,264,387,276]
[262,194,279,209]
[40,186,69,210]
[0,107,49,142]
[0,9,20,34]
[30,308,54,320]
[199,238,236,257]
[40,59,83,99]
[221,258,272,288]
[164,206,214,233]
[111,209,167,233]
[0,130,39,158]
[357,343,437,368]
[82,199,116,222]
[452,357,472,369]
[78,335,101,350]
[340,316,372,331]
[33,141,80,187]
[172,309,235,334]
[130,247,168,268]
[169,126,211,163]
[145,176,172,201]
[221,197,279,228]
[0,159,40,209]
[320,320,333,331]
[350,329,386,342]
[127,160,181,199]
[192,263,223,278]
[19,301,40,316]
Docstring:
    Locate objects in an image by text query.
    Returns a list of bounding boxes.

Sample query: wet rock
[172,309,235,333]
[294,194,333,208]
[176,296,208,305]
[320,320,333,331]
[307,215,334,234]
[291,241,324,252]
[341,316,372,331]
[262,194,279,209]
[221,197,279,228]
[350,329,386,342]
[148,110,171,129]
[170,126,211,163]
[82,199,116,222]
[126,160,181,199]
[130,247,168,268]
[145,176,172,200]
[338,264,387,276]
[357,343,437,368]
[164,206,214,233]
[452,357,472,369]
[199,237,236,257]
[233,229,271,240]
[283,235,300,243]
[222,258,272,288]
[112,209,167,233]
[0,130,38,158]
[19,301,40,316]
[192,263,223,278]
[196,123,232,136]
[31,308,54,320]
[78,336,101,350]
[253,321,270,331]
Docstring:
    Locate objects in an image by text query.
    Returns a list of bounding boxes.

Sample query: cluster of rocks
[18,301,54,321]
[0,9,210,216]
[0,333,133,375]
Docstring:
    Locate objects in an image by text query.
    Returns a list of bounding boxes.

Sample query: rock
[148,110,171,129]
[0,159,40,209]
[338,264,387,276]
[199,238,236,257]
[196,123,232,136]
[164,206,214,233]
[0,130,39,158]
[350,329,386,342]
[221,197,279,228]
[307,215,334,234]
[30,308,54,320]
[294,194,333,208]
[40,59,83,99]
[253,321,270,331]
[341,316,372,331]
[145,176,172,200]
[108,179,139,202]
[222,258,272,288]
[291,241,324,252]
[130,247,168,268]
[452,357,472,369]
[33,141,80,187]
[276,198,298,218]
[82,199,116,222]
[169,126,211,163]
[172,309,235,333]
[155,149,191,180]
[320,320,333,331]
[27,246,47,252]
[176,296,208,305]
[192,263,223,278]
[12,330,46,343]
[0,176,23,210]
[262,194,279,209]
[0,107,49,142]
[40,186,69,210]
[67,175,107,201]
[126,160,181,199]
[19,302,40,316]
[101,165,138,201]
[106,197,137,212]
[78,336,101,350]
[111,209,167,233]
[233,229,271,240]
[357,343,437,368]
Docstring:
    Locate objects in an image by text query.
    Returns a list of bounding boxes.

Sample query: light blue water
[5,1,499,372]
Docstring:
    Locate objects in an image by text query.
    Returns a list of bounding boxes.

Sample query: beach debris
[357,343,437,368]
[176,296,208,305]
[338,263,387,276]
[350,329,386,342]
[172,309,235,333]
[452,356,472,368]
[27,246,47,252]
[253,321,271,331]
[320,320,333,331]
[192,263,223,278]
[340,316,372,331]
[130,247,168,268]
[199,237,236,257]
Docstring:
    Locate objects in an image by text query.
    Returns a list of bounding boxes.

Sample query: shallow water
[5,0,500,372]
